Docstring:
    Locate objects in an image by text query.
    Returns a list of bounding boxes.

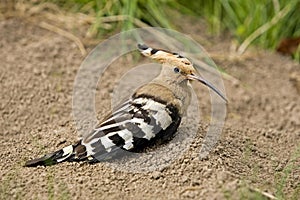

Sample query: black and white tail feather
[25,44,227,167]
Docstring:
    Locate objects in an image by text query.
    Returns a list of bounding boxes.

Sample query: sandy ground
[1,16,300,200]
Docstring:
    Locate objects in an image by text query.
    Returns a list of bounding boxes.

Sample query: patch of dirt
[1,16,299,200]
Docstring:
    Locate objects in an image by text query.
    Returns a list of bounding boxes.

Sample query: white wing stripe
[100,136,115,152]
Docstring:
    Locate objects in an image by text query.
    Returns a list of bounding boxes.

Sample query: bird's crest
[138,44,192,65]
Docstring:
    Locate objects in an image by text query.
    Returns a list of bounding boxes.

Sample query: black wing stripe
[92,125,123,140]
[108,134,125,146]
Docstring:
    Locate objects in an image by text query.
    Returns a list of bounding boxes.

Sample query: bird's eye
[174,67,180,73]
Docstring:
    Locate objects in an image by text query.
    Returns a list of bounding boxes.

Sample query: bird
[24,44,227,167]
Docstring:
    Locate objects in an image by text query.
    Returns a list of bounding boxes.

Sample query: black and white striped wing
[81,97,181,161]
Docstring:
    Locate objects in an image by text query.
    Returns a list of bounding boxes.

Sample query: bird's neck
[151,74,189,91]
[150,75,192,116]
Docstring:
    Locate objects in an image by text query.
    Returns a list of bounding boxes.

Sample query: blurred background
[1,0,300,60]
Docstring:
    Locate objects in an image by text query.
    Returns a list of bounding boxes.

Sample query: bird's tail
[24,142,86,167]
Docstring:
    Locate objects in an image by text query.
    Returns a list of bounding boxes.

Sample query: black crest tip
[137,44,148,51]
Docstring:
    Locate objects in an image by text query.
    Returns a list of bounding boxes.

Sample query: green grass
[294,45,300,62]
[177,0,300,53]
[36,0,174,37]
[23,0,299,60]
[8,0,299,59]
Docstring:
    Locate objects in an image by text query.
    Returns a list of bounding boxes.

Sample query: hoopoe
[25,44,227,167]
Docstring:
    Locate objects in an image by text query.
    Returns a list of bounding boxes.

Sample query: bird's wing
[81,96,181,161]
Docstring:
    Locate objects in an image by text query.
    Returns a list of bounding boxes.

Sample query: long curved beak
[187,74,228,103]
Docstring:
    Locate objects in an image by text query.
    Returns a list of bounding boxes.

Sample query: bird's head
[137,44,227,102]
